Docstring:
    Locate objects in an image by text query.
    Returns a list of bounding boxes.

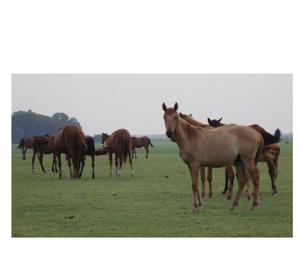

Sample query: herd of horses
[162,102,281,211]
[17,102,281,212]
[17,127,153,179]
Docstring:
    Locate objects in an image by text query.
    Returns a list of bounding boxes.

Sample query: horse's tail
[76,133,88,155]
[122,135,132,163]
[149,139,154,147]
[260,129,281,146]
[255,136,265,164]
[17,138,24,148]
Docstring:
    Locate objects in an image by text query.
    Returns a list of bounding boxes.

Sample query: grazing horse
[208,117,281,194]
[179,113,235,198]
[101,130,134,177]
[78,136,96,178]
[162,102,263,211]
[54,125,87,179]
[31,135,57,174]
[17,137,33,160]
[131,136,154,158]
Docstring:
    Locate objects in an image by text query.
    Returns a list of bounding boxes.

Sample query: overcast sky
[12,74,292,135]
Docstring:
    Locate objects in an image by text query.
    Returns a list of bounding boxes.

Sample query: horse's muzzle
[166,130,175,142]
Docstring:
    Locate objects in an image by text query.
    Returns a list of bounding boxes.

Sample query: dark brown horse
[78,135,96,178]
[207,117,281,194]
[17,137,33,160]
[163,103,263,211]
[131,136,154,158]
[101,130,134,177]
[54,125,87,179]
[31,135,57,174]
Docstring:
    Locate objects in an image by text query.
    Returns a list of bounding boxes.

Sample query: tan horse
[179,113,235,198]
[162,102,263,211]
[17,137,33,160]
[131,136,154,159]
[31,135,57,174]
[102,129,134,177]
[208,117,281,195]
[53,125,87,179]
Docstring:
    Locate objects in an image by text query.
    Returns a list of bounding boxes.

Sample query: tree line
[12,110,81,143]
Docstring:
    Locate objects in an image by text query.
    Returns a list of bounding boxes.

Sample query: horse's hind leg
[79,157,85,178]
[22,147,27,160]
[57,153,62,179]
[200,166,206,198]
[115,155,119,177]
[207,167,213,198]
[226,165,235,200]
[91,155,95,179]
[222,168,229,194]
[247,164,260,210]
[118,156,123,177]
[231,163,247,210]
[129,152,134,177]
[66,156,72,178]
[108,152,113,177]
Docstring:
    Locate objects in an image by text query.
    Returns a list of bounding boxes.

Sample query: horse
[207,117,281,195]
[162,102,263,212]
[31,135,57,174]
[53,125,87,179]
[131,136,154,158]
[179,113,235,198]
[17,137,33,160]
[78,136,96,178]
[101,130,134,177]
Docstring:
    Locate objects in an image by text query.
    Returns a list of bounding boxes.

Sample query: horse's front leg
[200,166,206,198]
[192,165,201,212]
[32,149,37,175]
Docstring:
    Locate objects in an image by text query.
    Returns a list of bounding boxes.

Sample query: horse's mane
[179,113,211,129]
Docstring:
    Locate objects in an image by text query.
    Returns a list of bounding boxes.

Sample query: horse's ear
[218,117,223,122]
[174,102,178,111]
[162,103,167,111]
[179,113,183,117]
[208,118,211,124]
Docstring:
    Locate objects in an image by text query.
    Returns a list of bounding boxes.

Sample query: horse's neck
[174,118,201,149]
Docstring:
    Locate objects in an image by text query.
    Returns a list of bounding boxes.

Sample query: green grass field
[12,140,293,237]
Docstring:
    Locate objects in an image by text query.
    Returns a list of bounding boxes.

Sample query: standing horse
[78,136,96,178]
[31,135,57,174]
[208,117,281,194]
[179,113,235,198]
[101,130,134,177]
[163,102,263,211]
[17,137,33,160]
[131,136,154,158]
[54,125,87,179]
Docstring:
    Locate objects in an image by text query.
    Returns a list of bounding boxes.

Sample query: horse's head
[101,133,110,145]
[207,117,223,127]
[162,102,179,141]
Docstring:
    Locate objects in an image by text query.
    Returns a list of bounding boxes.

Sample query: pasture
[12,140,293,237]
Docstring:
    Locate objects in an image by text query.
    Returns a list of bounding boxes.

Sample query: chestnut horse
[208,117,281,194]
[101,129,134,177]
[131,136,154,158]
[31,135,57,174]
[17,137,33,160]
[179,113,235,198]
[162,102,263,211]
[54,125,87,179]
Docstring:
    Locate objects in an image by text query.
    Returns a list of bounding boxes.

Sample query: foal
[31,135,57,174]
[131,136,154,159]
[163,102,263,211]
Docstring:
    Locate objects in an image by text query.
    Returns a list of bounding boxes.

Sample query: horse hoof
[226,195,232,200]
[192,207,200,213]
